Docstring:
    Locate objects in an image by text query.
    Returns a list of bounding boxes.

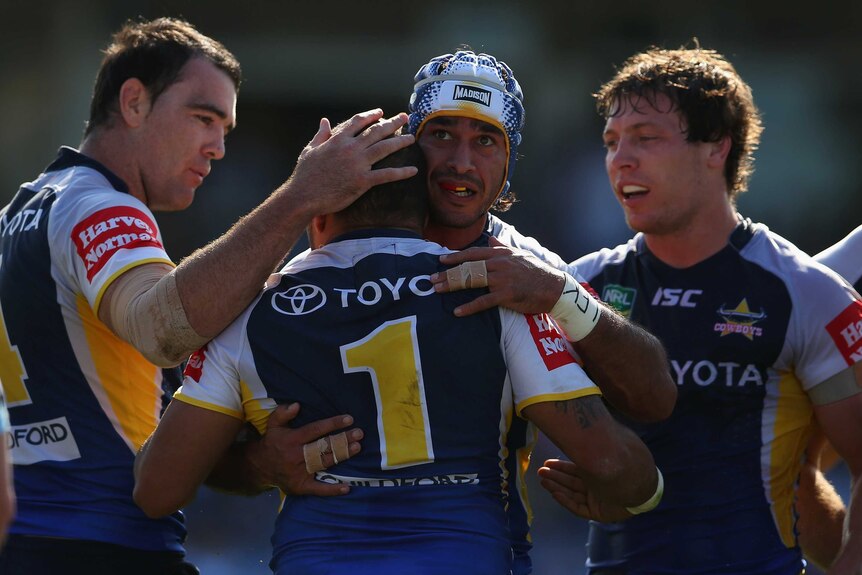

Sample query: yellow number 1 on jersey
[0,255,31,406]
[341,316,435,469]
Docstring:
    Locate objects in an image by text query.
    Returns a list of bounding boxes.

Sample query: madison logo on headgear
[272,284,326,316]
[71,206,163,281]
[826,299,862,365]
[453,84,492,107]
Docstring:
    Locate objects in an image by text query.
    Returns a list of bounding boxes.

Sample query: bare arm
[134,400,245,518]
[522,395,659,523]
[0,431,14,548]
[432,245,676,421]
[204,403,363,497]
[101,110,417,366]
[812,363,862,574]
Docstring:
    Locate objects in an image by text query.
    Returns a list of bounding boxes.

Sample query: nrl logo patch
[602,284,636,317]
[453,84,492,106]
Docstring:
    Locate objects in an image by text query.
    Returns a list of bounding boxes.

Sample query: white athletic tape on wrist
[446,261,489,290]
[626,467,664,515]
[549,273,601,342]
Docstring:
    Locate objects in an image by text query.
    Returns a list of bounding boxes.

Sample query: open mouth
[621,184,648,199]
[440,181,476,198]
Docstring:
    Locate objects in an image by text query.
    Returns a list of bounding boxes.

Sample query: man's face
[602,92,715,237]
[136,56,237,211]
[417,116,507,236]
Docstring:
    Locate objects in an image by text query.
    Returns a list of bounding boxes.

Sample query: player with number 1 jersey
[177,229,600,574]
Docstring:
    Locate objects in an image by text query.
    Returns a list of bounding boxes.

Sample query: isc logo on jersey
[826,299,862,364]
[526,313,576,371]
[72,206,163,281]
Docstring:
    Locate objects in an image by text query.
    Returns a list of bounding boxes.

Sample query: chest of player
[594,253,791,397]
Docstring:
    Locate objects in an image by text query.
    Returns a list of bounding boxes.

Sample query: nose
[608,139,636,172]
[446,139,476,174]
[204,132,226,161]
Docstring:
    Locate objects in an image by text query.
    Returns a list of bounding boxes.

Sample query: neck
[79,132,143,204]
[423,214,488,250]
[643,201,739,268]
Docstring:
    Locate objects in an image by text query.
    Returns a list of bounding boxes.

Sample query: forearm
[829,475,862,574]
[797,463,846,569]
[204,437,273,496]
[573,308,676,422]
[176,184,313,339]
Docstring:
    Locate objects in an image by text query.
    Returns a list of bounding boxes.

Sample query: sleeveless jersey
[176,229,600,575]
[0,147,186,550]
[815,224,862,293]
[572,218,862,574]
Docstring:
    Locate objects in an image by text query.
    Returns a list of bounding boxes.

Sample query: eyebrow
[189,101,236,134]
[603,121,664,136]
[427,116,503,136]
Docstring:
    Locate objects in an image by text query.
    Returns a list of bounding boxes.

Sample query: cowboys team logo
[272,284,326,316]
[714,298,766,340]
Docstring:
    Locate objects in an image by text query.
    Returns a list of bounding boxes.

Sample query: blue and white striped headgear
[408,50,525,209]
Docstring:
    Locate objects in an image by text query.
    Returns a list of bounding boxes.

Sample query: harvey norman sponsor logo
[71,206,163,281]
[7,416,81,465]
[526,313,576,371]
[453,84,492,106]
[826,299,862,365]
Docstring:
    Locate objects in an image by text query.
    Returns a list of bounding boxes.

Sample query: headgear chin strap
[408,50,525,208]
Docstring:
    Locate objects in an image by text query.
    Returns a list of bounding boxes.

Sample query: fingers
[445,261,489,291]
[307,117,333,148]
[329,108,386,138]
[301,429,364,473]
[438,247,500,266]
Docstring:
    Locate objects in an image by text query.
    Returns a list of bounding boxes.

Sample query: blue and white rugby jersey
[572,218,862,574]
[176,228,600,575]
[815,224,862,294]
[0,147,185,550]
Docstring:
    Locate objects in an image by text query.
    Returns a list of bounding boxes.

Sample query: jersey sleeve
[790,261,862,389]
[499,307,601,415]
[50,187,175,313]
[174,318,248,420]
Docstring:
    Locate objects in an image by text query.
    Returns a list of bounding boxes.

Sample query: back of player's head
[407,49,525,211]
[85,17,242,136]
[338,143,428,231]
[595,41,762,199]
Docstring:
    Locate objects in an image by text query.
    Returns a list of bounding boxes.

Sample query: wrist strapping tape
[549,273,601,342]
[626,467,664,515]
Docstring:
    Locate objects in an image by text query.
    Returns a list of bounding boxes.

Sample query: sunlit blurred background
[2,0,857,572]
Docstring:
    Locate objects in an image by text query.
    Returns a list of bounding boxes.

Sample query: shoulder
[486,214,567,270]
[814,224,862,287]
[571,236,640,283]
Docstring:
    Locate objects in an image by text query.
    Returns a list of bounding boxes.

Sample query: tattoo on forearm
[555,396,603,429]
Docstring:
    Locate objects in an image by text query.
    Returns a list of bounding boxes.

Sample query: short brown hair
[85,17,241,135]
[595,43,763,200]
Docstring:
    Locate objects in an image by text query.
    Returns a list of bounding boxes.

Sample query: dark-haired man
[0,16,412,574]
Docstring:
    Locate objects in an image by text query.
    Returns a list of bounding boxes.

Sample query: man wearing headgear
[409,49,677,574]
[134,139,662,574]
[238,49,676,575]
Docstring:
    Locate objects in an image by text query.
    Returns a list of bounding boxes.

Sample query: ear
[706,135,732,169]
[308,215,328,249]
[118,78,151,128]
